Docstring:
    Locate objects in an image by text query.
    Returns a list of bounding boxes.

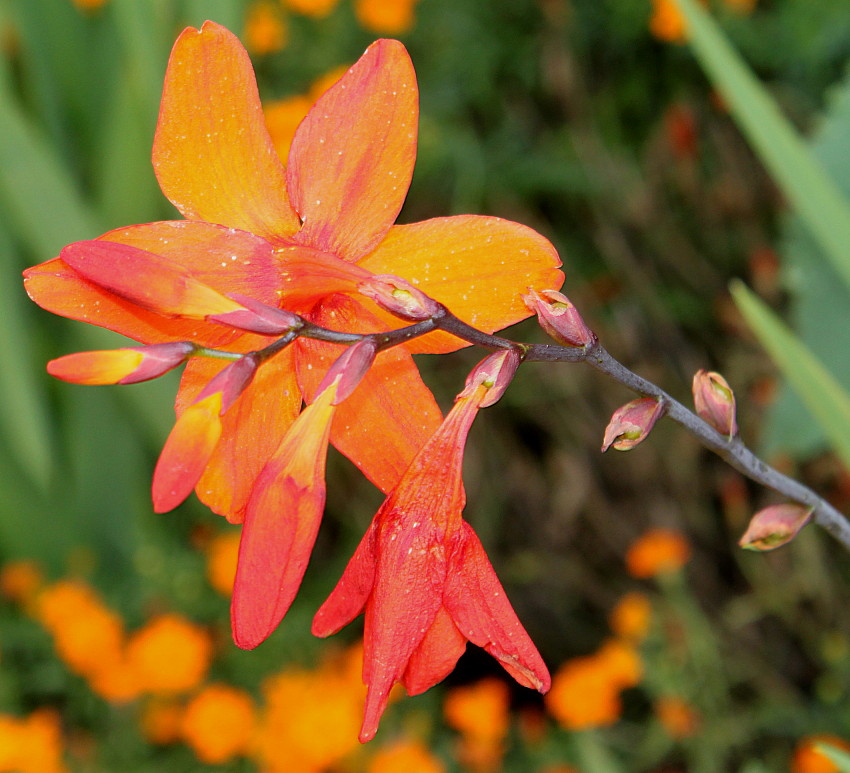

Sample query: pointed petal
[296,295,442,493]
[231,387,336,649]
[445,524,550,693]
[287,39,417,260]
[153,21,300,239]
[24,221,279,347]
[48,349,146,385]
[311,522,378,638]
[402,607,467,696]
[178,347,302,522]
[357,216,564,353]
[153,392,223,513]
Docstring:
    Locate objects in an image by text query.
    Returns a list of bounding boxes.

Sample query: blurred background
[2,0,850,770]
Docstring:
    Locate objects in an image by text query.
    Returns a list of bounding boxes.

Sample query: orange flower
[24,22,562,652]
[355,0,420,34]
[0,709,68,773]
[0,560,43,604]
[181,684,256,764]
[608,591,652,641]
[792,736,850,773]
[314,351,550,741]
[625,529,691,578]
[655,695,700,738]
[205,529,241,596]
[88,653,143,704]
[281,0,340,17]
[368,739,446,773]
[72,0,107,11]
[244,1,287,55]
[444,679,509,773]
[126,614,213,694]
[649,0,690,42]
[140,698,185,745]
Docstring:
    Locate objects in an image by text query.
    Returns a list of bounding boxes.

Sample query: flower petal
[402,606,467,696]
[295,295,442,493]
[357,216,564,353]
[178,347,302,522]
[153,21,300,240]
[287,39,417,260]
[445,523,550,693]
[231,386,336,650]
[23,221,280,347]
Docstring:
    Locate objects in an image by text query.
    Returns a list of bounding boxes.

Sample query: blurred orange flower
[126,614,213,694]
[355,0,420,34]
[792,736,850,773]
[650,0,756,43]
[608,591,652,641]
[654,695,700,738]
[72,0,107,11]
[444,678,510,773]
[0,560,43,605]
[0,709,68,773]
[181,684,256,764]
[280,0,339,18]
[88,653,143,704]
[625,529,691,578]
[368,739,446,773]
[205,529,241,596]
[244,1,287,55]
[140,698,185,745]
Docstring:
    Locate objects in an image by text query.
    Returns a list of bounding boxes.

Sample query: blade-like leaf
[731,281,850,471]
[671,0,850,293]
[815,743,850,773]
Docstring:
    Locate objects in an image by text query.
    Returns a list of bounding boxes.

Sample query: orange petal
[24,220,279,347]
[287,39,417,260]
[153,21,300,240]
[47,349,146,385]
[180,348,302,523]
[153,393,224,513]
[231,386,336,649]
[357,215,564,353]
[296,296,442,493]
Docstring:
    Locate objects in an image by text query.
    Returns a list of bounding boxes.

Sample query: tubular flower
[23,21,562,530]
[313,351,550,742]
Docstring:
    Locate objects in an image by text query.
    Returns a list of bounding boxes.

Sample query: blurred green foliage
[2,0,850,771]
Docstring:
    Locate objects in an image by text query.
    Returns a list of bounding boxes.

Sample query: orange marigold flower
[792,736,850,773]
[0,560,43,604]
[0,709,68,773]
[126,614,213,694]
[608,592,652,641]
[181,684,256,764]
[205,529,241,596]
[355,0,419,35]
[280,0,340,18]
[444,679,510,742]
[625,529,691,578]
[368,739,446,773]
[596,638,642,688]
[655,695,700,738]
[244,1,287,55]
[140,698,185,745]
[88,653,143,704]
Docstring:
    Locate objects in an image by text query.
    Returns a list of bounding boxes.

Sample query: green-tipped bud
[738,503,812,551]
[522,288,595,348]
[693,369,737,437]
[602,398,665,452]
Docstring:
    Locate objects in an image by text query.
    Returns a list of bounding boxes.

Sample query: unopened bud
[693,369,737,437]
[602,398,665,452]
[522,288,595,348]
[358,274,443,321]
[210,293,302,336]
[460,349,522,407]
[196,355,259,414]
[317,338,378,405]
[47,342,195,385]
[738,503,812,551]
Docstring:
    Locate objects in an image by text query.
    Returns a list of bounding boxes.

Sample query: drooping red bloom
[312,351,551,741]
[23,22,562,648]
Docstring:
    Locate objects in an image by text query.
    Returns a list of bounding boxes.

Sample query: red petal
[153,22,299,240]
[152,393,223,513]
[402,606,467,696]
[231,388,336,649]
[445,524,550,693]
[287,39,417,260]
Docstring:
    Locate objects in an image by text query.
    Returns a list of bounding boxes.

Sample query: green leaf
[731,281,850,472]
[670,0,850,294]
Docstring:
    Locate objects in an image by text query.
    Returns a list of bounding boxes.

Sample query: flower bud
[521,288,595,348]
[459,349,522,407]
[738,503,812,551]
[692,369,737,437]
[196,355,260,414]
[358,274,443,321]
[209,293,302,336]
[47,342,195,385]
[317,338,378,405]
[601,398,664,452]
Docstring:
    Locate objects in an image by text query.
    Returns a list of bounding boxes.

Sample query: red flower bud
[738,503,812,551]
[210,293,302,336]
[522,288,594,348]
[316,338,378,405]
[602,398,664,452]
[692,369,737,437]
[460,349,522,408]
[358,274,443,321]
[47,342,194,385]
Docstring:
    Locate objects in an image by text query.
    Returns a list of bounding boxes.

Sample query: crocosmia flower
[23,22,562,649]
[313,351,550,741]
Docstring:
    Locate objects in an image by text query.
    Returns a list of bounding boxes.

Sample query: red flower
[313,352,550,741]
